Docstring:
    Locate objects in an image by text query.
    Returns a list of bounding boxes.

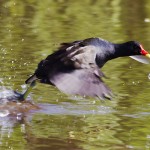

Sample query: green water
[1,0,150,150]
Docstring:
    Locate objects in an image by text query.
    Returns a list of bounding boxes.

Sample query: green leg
[19,81,36,101]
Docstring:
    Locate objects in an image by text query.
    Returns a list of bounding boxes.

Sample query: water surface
[0,0,150,150]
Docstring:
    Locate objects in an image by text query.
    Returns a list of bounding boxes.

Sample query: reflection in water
[0,87,117,149]
[0,0,150,149]
[0,93,117,150]
[26,136,83,150]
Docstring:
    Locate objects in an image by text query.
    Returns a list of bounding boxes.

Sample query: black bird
[25,37,150,99]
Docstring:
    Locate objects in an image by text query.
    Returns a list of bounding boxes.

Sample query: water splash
[0,110,9,117]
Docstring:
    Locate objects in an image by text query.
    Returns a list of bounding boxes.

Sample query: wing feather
[49,68,112,99]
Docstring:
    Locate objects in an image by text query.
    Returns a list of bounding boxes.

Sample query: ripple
[36,103,114,115]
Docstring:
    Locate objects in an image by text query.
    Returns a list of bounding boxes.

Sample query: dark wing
[49,68,112,99]
[26,38,112,99]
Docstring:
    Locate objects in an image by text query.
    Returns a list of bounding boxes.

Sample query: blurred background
[0,0,150,149]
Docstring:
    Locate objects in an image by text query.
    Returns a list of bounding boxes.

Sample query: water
[1,0,150,149]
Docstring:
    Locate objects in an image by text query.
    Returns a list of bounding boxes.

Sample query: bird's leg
[19,81,36,101]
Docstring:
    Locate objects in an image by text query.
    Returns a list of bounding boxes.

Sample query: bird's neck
[96,42,132,68]
[113,43,131,58]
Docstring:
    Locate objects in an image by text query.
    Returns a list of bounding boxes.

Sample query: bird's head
[118,41,150,64]
[128,41,150,56]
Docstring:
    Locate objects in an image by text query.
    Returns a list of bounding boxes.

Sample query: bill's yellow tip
[146,54,150,58]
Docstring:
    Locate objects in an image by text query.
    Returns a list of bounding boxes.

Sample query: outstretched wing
[49,67,112,99]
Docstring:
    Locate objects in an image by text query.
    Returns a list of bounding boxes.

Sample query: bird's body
[26,37,150,99]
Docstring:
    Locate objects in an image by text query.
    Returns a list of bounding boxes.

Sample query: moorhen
[25,37,150,99]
